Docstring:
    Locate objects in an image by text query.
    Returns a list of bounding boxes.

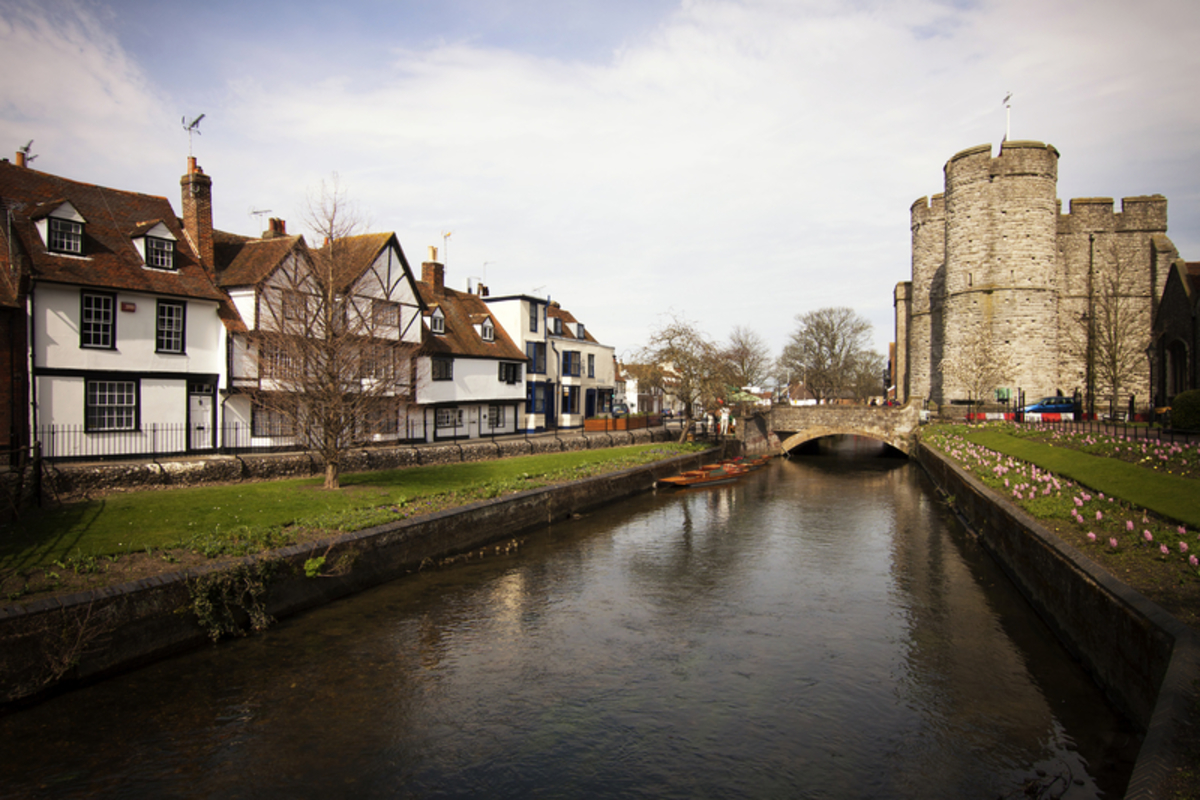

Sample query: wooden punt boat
[656,463,749,488]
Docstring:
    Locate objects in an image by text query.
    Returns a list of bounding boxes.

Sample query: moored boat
[656,463,749,489]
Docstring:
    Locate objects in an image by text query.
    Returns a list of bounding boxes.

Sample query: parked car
[611,402,629,417]
[1022,396,1075,414]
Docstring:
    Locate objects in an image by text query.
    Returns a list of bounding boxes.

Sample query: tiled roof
[316,232,395,293]
[216,233,306,287]
[547,304,599,343]
[0,161,225,302]
[414,281,526,361]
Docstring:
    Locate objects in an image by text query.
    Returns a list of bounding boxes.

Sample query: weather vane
[182,114,205,157]
[17,139,37,164]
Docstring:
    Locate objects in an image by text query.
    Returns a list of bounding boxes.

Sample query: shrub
[1173,389,1200,432]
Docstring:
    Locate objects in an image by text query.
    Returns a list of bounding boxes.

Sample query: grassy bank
[2,443,704,600]
[922,422,1200,629]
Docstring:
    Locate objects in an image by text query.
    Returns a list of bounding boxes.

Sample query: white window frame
[435,407,463,428]
[156,300,186,354]
[49,217,83,255]
[81,291,115,349]
[85,379,138,431]
[146,236,175,269]
[488,405,505,428]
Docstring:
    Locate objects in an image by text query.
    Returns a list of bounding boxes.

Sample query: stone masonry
[895,140,1177,407]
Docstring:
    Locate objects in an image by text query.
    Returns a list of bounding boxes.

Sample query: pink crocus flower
[1087,532,1096,542]
[1191,555,1199,568]
[1144,530,1154,542]
[1179,526,1188,536]
[1096,511,1104,521]
[1126,520,1134,532]
[1180,542,1189,554]
[1161,544,1170,555]
[1110,538,1119,549]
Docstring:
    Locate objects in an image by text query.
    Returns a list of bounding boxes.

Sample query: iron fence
[34,423,307,461]
[34,413,679,463]
[1032,417,1200,446]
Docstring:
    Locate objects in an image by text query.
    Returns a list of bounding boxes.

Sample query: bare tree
[723,325,772,389]
[850,350,886,403]
[778,307,874,403]
[252,180,416,489]
[938,325,1015,415]
[634,314,731,442]
[1064,253,1151,416]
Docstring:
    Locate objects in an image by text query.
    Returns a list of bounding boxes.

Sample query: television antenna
[441,230,452,265]
[182,114,205,157]
[249,207,273,228]
[17,139,37,164]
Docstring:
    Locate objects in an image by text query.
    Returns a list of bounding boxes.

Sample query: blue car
[1022,396,1075,414]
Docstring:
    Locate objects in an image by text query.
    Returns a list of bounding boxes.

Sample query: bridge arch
[759,402,921,456]
[777,426,912,456]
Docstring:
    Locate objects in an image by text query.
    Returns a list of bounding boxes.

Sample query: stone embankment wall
[915,441,1200,798]
[0,443,723,708]
[41,427,673,502]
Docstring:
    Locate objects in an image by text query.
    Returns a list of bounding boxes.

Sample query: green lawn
[1,443,703,574]
[956,427,1200,529]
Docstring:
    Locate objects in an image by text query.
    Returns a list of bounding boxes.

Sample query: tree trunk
[324,461,340,490]
[677,420,692,444]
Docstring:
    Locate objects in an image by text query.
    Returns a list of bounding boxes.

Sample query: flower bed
[923,423,1200,628]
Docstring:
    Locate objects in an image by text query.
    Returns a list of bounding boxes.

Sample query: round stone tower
[940,141,1060,402]
[908,193,945,403]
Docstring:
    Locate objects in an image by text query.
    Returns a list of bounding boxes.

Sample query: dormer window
[576,323,585,339]
[49,217,83,255]
[133,222,177,270]
[552,317,562,335]
[481,319,494,341]
[430,308,445,334]
[146,237,174,269]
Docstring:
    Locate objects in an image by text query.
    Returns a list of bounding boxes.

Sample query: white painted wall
[33,283,224,374]
[416,356,525,405]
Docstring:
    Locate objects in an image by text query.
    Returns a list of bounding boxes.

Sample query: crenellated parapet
[1058,195,1168,234]
[896,139,1174,408]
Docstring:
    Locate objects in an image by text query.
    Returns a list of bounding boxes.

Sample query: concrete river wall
[914,441,1200,799]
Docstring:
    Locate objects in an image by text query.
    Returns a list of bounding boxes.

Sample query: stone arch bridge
[747,403,922,456]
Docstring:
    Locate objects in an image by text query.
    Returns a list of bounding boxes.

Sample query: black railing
[35,413,679,462]
[1016,417,1200,446]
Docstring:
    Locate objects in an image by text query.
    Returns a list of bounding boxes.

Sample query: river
[0,437,1138,798]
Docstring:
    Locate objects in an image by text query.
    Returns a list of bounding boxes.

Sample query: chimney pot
[428,245,438,262]
[263,217,287,238]
[14,151,25,168]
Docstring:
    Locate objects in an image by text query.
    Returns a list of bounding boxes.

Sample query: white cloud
[3,0,1198,361]
[0,0,177,190]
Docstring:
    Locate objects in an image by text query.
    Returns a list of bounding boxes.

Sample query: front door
[188,383,214,451]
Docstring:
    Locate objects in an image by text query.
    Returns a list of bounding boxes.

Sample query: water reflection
[0,437,1137,798]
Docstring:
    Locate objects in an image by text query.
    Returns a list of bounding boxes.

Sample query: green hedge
[1173,389,1200,431]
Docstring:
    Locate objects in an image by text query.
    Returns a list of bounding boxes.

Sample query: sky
[2,0,1198,365]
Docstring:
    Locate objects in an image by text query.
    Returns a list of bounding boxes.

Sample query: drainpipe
[1086,233,1096,419]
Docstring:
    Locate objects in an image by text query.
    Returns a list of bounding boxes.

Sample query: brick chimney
[181,156,214,275]
[263,217,287,239]
[422,246,445,294]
